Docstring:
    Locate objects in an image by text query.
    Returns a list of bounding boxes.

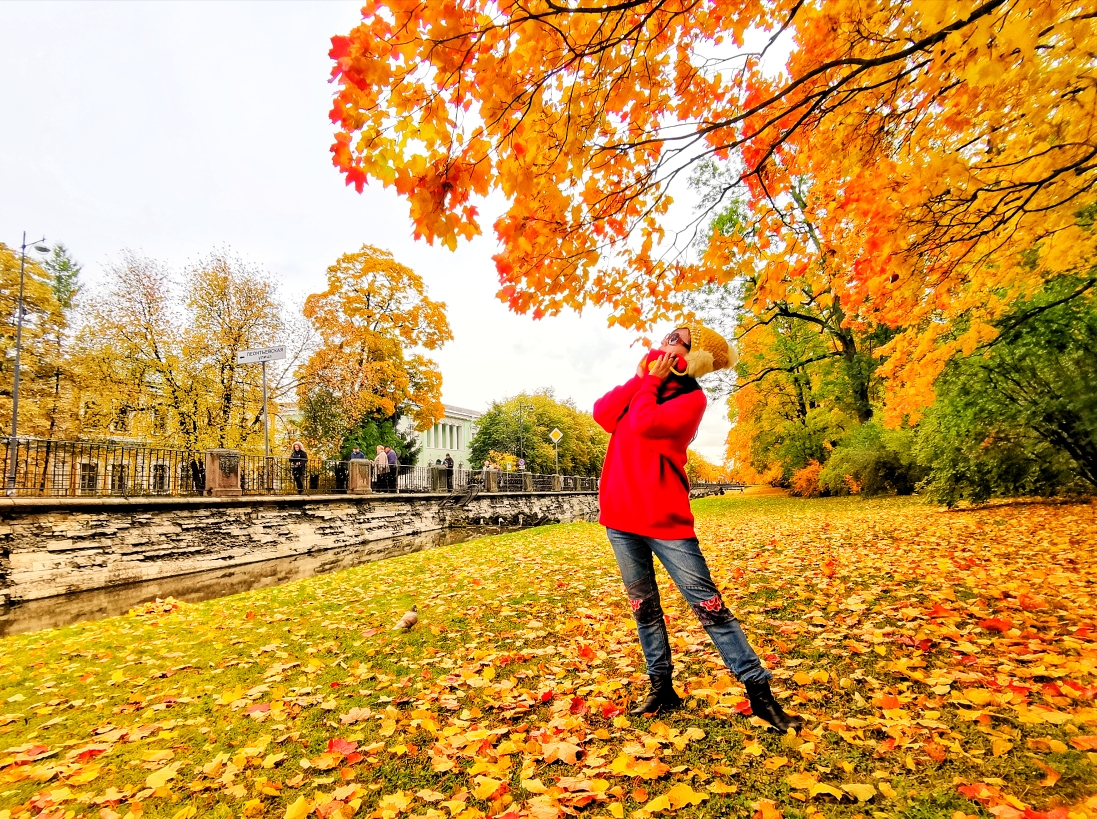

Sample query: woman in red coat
[594,325,801,732]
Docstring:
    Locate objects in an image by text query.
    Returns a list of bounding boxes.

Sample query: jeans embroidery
[691,591,734,625]
[625,577,663,625]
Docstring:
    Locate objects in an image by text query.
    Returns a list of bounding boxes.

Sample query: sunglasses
[663,331,691,350]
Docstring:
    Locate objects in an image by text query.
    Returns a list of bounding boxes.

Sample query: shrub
[790,460,824,497]
[820,422,924,496]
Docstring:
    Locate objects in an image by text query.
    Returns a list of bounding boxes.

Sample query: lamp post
[7,232,49,496]
[514,398,531,464]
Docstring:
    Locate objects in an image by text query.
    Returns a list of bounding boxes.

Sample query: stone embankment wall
[0,492,599,604]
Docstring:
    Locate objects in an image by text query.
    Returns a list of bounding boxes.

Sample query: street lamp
[7,232,49,496]
[514,398,532,465]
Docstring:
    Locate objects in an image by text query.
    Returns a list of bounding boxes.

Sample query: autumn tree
[914,279,1097,504]
[329,0,1096,419]
[0,243,69,439]
[685,449,725,483]
[726,313,858,484]
[37,244,84,442]
[77,250,294,451]
[297,245,450,457]
[469,390,608,476]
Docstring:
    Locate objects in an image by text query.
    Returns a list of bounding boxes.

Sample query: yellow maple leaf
[284,796,312,819]
[787,772,818,791]
[665,783,709,808]
[67,766,101,785]
[608,753,670,779]
[809,782,846,800]
[145,762,181,790]
[841,783,876,802]
[645,794,671,813]
[473,777,503,800]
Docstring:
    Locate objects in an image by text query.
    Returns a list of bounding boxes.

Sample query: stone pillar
[348,460,372,495]
[431,466,447,492]
[552,474,562,492]
[204,449,242,497]
[484,470,498,493]
[521,471,533,492]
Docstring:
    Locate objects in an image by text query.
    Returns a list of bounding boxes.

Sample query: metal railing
[0,439,207,498]
[0,438,600,498]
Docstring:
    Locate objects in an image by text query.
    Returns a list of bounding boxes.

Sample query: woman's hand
[648,351,672,381]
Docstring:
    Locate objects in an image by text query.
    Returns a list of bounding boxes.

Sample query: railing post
[484,470,498,493]
[552,474,562,492]
[348,460,373,495]
[430,465,446,492]
[521,471,532,492]
[204,449,242,497]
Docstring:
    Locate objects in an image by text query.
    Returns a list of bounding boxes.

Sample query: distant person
[373,445,388,490]
[350,446,366,460]
[443,453,454,489]
[385,446,398,489]
[289,441,308,493]
[593,325,802,733]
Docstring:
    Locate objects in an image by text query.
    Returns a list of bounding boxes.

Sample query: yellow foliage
[74,250,291,451]
[0,244,71,438]
[298,245,450,454]
[685,449,725,483]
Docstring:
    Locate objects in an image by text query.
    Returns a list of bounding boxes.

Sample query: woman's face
[659,327,691,359]
[293,444,301,451]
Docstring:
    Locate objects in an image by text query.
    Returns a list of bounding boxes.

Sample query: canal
[0,525,524,637]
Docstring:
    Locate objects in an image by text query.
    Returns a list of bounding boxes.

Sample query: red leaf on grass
[328,738,358,755]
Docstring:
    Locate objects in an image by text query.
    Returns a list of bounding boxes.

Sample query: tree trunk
[837,330,873,424]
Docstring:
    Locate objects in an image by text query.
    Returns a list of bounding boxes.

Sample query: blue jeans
[606,528,771,685]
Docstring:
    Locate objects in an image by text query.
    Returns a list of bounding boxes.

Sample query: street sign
[236,345,286,457]
[518,458,526,470]
[550,428,563,443]
[237,345,286,365]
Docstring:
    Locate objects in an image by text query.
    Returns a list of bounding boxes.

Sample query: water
[0,525,524,637]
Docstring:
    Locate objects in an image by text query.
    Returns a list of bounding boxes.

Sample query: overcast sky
[0,0,731,462]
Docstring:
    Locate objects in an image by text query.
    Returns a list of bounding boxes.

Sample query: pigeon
[393,605,418,631]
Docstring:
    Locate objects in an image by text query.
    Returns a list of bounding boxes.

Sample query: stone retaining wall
[0,492,599,603]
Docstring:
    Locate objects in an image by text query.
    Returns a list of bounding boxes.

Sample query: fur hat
[682,324,735,379]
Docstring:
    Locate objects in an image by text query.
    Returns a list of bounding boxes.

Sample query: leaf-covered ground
[2,494,1096,819]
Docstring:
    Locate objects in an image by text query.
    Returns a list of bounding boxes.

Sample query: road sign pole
[549,428,563,475]
[237,345,285,465]
[262,359,269,458]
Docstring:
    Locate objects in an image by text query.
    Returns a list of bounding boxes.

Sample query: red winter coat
[593,373,707,539]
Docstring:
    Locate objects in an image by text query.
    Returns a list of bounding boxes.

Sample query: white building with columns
[414,404,482,468]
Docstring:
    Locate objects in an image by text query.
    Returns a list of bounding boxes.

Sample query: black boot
[629,674,683,716]
[745,680,802,733]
